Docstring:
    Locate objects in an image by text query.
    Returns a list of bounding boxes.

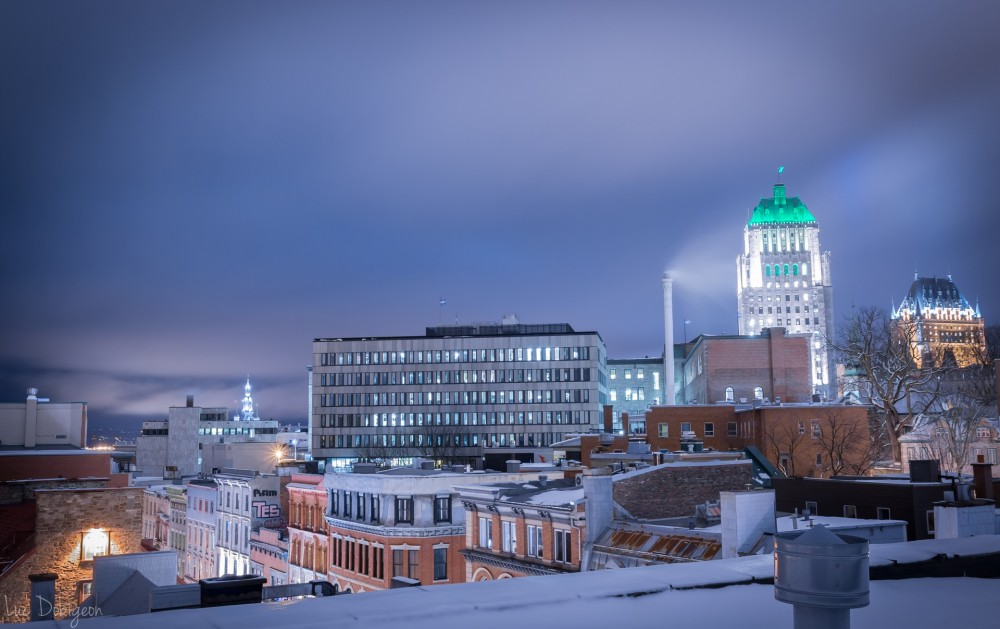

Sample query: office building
[311,319,607,468]
[736,181,835,398]
[136,381,281,477]
[607,357,664,434]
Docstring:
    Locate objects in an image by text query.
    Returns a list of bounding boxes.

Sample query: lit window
[478,516,493,549]
[610,369,616,380]
[625,369,632,380]
[610,390,617,402]
[81,529,110,561]
[637,369,644,379]
[527,525,543,558]
[502,520,517,554]
[725,387,734,402]
[554,529,572,564]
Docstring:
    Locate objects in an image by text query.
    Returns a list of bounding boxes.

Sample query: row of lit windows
[319,388,592,408]
[748,317,820,328]
[609,388,648,402]
[477,518,571,564]
[749,305,811,315]
[196,426,279,436]
[319,346,593,367]
[317,410,592,429]
[609,368,648,380]
[320,431,569,449]
[764,262,809,277]
[319,368,592,387]
[657,422,738,438]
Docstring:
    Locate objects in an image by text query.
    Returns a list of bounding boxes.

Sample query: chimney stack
[972,455,994,500]
[662,273,675,405]
[186,395,195,408]
[28,573,57,621]
[602,405,613,434]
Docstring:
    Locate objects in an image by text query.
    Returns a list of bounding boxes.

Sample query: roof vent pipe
[774,526,869,629]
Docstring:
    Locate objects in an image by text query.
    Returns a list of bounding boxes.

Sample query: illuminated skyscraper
[736,181,834,398]
[891,274,985,369]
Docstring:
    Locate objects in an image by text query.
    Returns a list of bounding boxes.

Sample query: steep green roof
[747,183,817,226]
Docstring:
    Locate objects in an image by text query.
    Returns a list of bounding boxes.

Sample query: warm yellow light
[82,529,109,560]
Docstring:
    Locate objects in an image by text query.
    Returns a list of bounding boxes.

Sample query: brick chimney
[972,455,994,500]
[602,405,613,434]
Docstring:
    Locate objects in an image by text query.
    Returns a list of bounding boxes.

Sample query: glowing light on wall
[82,529,109,560]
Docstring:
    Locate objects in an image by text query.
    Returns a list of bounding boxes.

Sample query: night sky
[2,1,998,427]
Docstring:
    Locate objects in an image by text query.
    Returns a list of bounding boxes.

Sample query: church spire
[240,376,258,421]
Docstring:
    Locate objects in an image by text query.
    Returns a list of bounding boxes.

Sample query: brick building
[456,474,585,580]
[287,473,328,584]
[249,527,289,586]
[325,463,559,592]
[0,486,144,623]
[644,403,873,478]
[681,328,812,405]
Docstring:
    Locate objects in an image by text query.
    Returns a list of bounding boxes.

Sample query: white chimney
[583,467,614,544]
[720,490,775,558]
[662,273,675,405]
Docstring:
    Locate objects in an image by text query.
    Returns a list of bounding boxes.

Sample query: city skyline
[2,2,999,426]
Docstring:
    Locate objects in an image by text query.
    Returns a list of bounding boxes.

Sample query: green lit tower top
[736,175,835,399]
[746,183,818,226]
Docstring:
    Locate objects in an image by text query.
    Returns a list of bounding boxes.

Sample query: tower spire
[240,376,257,421]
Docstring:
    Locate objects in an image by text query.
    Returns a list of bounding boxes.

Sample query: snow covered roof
[42,540,1000,629]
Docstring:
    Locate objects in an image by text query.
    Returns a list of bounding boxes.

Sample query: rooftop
[39,536,1000,629]
[746,183,817,226]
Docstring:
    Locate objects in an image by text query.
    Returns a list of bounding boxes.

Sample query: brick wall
[0,478,110,505]
[0,487,143,623]
[0,452,111,484]
[613,462,753,520]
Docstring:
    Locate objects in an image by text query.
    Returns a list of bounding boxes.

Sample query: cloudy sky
[2,1,998,426]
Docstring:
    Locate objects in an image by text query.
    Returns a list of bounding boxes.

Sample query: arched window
[765,265,771,277]
[754,386,764,400]
[774,264,781,276]
[792,264,799,276]
[783,264,790,276]
[725,387,734,402]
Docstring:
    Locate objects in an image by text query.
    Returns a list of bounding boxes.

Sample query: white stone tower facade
[736,181,834,398]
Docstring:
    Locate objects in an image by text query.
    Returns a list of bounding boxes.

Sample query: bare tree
[763,421,807,476]
[357,439,408,468]
[829,306,948,464]
[814,408,883,477]
[928,394,991,475]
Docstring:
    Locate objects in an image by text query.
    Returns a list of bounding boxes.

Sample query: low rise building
[184,480,217,582]
[287,473,328,584]
[249,527,289,586]
[324,462,561,592]
[213,468,281,576]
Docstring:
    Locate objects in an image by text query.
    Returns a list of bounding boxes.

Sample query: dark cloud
[1,1,998,422]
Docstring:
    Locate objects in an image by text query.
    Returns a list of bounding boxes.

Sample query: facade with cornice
[287,473,329,584]
[736,180,835,399]
[454,474,586,580]
[323,464,561,592]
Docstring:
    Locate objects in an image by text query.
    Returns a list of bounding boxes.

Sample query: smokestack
[602,405,613,433]
[662,273,676,405]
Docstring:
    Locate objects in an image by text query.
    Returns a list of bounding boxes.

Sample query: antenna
[777,165,784,183]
